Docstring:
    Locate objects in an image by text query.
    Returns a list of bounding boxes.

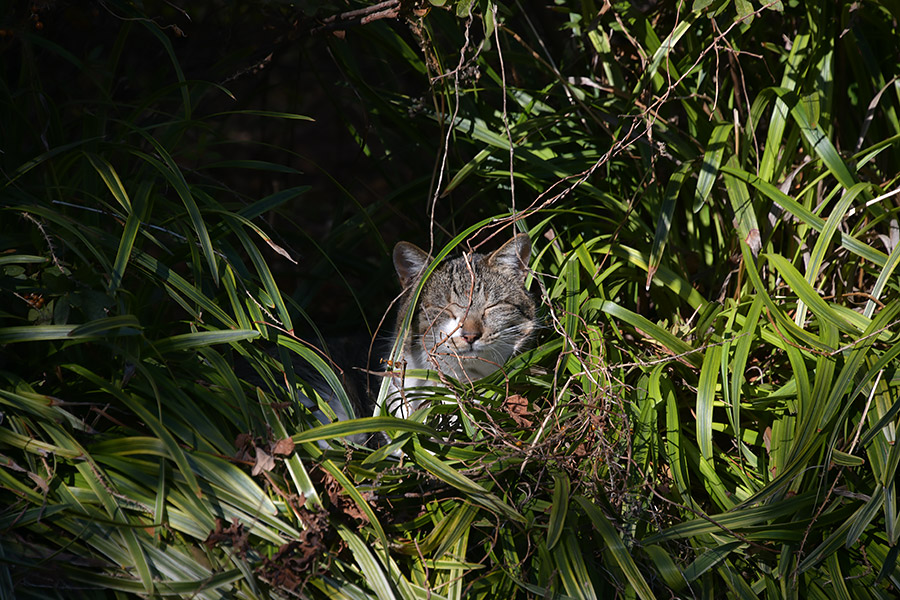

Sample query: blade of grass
[575,497,654,600]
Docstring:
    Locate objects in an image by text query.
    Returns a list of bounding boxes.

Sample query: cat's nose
[460,317,482,345]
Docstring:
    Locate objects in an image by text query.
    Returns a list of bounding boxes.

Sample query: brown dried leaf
[503,394,533,427]
[272,437,295,456]
[251,448,276,476]
[257,508,329,592]
[204,518,250,558]
[744,227,762,256]
[319,469,369,526]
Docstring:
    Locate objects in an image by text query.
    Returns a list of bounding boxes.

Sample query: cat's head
[392,233,536,383]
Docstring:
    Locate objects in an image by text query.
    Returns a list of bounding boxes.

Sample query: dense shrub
[2,1,900,598]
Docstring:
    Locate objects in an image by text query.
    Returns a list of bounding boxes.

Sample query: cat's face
[392,234,536,383]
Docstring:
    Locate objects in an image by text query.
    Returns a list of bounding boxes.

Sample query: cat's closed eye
[422,305,454,321]
[482,303,506,315]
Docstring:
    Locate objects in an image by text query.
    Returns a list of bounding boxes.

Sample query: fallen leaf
[318,468,369,525]
[204,518,250,558]
[252,448,275,476]
[503,394,533,427]
[257,508,330,591]
[272,437,295,456]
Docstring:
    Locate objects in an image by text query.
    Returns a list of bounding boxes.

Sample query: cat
[274,233,536,446]
[382,233,537,420]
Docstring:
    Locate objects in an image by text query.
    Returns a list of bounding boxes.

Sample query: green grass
[3,0,900,598]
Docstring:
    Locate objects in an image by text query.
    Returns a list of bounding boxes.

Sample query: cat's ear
[488,233,531,275]
[393,242,430,287]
